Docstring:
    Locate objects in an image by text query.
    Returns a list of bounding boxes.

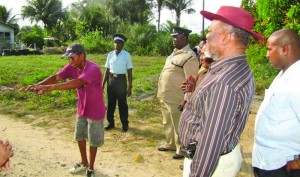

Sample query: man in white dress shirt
[252,29,300,177]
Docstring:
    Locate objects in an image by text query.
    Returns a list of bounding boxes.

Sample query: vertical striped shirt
[179,55,255,177]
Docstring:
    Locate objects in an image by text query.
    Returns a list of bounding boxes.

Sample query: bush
[151,31,173,56]
[118,23,158,56]
[42,46,65,55]
[189,33,201,48]
[77,30,113,54]
[246,44,279,94]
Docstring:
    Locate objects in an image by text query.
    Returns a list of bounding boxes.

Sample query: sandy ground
[0,96,261,177]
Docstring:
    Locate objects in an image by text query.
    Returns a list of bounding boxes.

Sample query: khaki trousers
[183,144,242,177]
[160,100,182,154]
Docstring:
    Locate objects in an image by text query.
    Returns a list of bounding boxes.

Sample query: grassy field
[0,54,166,147]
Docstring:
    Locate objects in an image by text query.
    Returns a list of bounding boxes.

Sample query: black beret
[171,27,192,36]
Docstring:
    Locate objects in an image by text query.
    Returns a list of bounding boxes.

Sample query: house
[0,21,14,48]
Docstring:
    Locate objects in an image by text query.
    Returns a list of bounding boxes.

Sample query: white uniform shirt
[252,60,300,170]
[105,49,132,74]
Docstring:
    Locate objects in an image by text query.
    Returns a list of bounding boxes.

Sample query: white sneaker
[69,163,89,174]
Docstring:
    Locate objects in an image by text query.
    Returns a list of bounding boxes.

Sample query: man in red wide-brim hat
[179,6,262,177]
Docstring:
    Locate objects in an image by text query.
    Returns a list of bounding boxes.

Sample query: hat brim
[171,32,179,36]
[201,10,263,40]
[60,52,74,59]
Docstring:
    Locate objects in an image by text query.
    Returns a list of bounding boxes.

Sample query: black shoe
[121,125,128,132]
[158,147,175,151]
[173,154,184,159]
[104,124,115,131]
[86,169,94,177]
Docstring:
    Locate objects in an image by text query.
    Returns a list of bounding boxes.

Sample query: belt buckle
[113,74,117,77]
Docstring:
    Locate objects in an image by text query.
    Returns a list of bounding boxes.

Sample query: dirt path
[0,96,261,177]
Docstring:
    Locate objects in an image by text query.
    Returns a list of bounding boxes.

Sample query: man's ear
[281,44,289,55]
[221,31,231,45]
[79,53,85,60]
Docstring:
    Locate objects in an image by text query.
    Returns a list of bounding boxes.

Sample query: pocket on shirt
[265,92,296,122]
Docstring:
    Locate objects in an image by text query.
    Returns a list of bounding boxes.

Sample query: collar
[173,44,191,53]
[209,54,246,75]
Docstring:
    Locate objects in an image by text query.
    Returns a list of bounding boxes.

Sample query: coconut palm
[0,5,18,25]
[164,0,195,26]
[21,0,67,33]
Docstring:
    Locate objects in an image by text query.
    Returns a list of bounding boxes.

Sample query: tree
[243,0,300,37]
[164,0,195,26]
[108,0,152,24]
[157,0,164,31]
[0,5,17,25]
[69,0,112,36]
[0,5,20,41]
[19,25,44,49]
[149,0,165,31]
[21,0,67,35]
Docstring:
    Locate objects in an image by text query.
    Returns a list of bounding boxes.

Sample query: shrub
[77,30,113,54]
[189,33,201,48]
[42,46,65,55]
[151,31,173,56]
[246,44,279,94]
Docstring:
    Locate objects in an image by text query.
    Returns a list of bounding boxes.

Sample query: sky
[0,0,242,34]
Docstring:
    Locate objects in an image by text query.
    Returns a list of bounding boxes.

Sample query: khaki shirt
[157,44,199,104]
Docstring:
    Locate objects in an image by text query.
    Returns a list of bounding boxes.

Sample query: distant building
[0,22,15,48]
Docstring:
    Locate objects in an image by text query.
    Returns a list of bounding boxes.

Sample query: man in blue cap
[102,34,133,132]
[157,26,199,159]
[20,43,106,177]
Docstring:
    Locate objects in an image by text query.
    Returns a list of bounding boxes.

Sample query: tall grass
[0,55,165,133]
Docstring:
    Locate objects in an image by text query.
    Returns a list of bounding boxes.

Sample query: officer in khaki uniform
[157,27,199,159]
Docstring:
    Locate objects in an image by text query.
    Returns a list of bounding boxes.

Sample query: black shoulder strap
[171,55,194,68]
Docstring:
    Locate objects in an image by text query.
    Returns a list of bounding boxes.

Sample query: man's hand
[0,140,14,170]
[181,81,188,93]
[287,158,300,172]
[178,100,187,111]
[19,85,51,94]
[19,85,37,92]
[127,87,132,97]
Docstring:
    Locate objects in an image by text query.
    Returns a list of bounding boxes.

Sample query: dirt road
[0,96,260,177]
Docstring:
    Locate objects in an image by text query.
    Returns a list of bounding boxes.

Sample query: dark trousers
[106,75,128,127]
[254,166,300,177]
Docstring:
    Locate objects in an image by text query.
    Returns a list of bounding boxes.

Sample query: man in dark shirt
[179,6,262,177]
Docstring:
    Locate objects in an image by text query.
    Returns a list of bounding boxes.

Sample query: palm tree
[157,0,165,31]
[21,0,67,34]
[164,0,195,26]
[0,5,17,25]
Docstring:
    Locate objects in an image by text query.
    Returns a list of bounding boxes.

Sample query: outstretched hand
[19,85,51,95]
[0,140,14,170]
[19,85,36,92]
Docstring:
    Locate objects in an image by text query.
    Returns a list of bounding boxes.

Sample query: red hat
[200,6,263,40]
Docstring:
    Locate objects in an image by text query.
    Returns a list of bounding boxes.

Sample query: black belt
[181,142,235,159]
[180,142,197,159]
[110,73,126,78]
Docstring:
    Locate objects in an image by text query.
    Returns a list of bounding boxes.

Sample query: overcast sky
[0,0,242,34]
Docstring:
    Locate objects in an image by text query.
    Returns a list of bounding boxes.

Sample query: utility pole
[202,0,205,37]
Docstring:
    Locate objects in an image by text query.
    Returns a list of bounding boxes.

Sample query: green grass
[0,54,166,149]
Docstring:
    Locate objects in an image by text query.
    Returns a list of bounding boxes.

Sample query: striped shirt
[179,55,255,177]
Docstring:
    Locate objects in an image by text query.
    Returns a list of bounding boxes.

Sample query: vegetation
[0,55,164,138]
[0,54,168,147]
[0,0,298,89]
[164,0,195,26]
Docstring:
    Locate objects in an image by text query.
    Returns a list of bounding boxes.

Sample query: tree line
[0,0,299,57]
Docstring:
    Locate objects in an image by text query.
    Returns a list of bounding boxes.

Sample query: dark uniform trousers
[106,74,128,128]
[254,166,300,177]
